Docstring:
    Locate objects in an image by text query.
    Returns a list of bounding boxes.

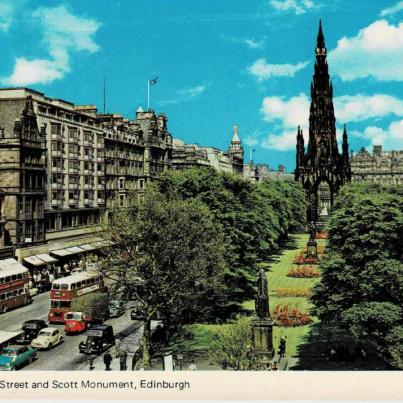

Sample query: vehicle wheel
[28,356,34,364]
[48,343,52,350]
[1,306,7,314]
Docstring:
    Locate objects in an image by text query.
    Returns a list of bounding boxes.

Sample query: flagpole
[147,80,150,110]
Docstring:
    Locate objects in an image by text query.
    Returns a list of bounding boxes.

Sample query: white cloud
[244,135,259,147]
[269,0,317,15]
[222,35,266,49]
[2,5,100,85]
[380,1,403,16]
[260,93,310,127]
[334,94,403,122]
[328,19,403,81]
[0,0,26,32]
[160,85,206,105]
[351,119,403,149]
[259,92,403,150]
[248,58,309,80]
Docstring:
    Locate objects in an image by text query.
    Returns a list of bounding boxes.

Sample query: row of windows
[0,272,29,284]
[18,221,45,243]
[46,211,101,231]
[0,287,27,301]
[19,197,44,216]
[52,276,100,291]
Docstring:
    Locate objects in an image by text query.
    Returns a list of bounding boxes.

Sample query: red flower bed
[293,252,319,265]
[272,304,312,327]
[315,232,327,239]
[287,266,320,278]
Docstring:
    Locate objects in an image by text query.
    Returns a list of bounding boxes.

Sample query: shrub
[275,287,312,297]
[272,304,312,327]
[288,266,321,278]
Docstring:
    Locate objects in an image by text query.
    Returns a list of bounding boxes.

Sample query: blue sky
[0,0,402,171]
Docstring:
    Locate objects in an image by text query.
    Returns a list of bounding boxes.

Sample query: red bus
[0,259,31,314]
[48,271,105,323]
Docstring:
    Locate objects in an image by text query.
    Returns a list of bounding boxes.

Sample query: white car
[31,327,63,350]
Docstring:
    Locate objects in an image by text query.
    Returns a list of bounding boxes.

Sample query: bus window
[12,290,17,297]
[60,300,71,308]
[0,277,4,284]
[0,294,4,300]
[5,276,10,283]
[17,274,22,280]
[76,282,82,288]
[11,275,16,281]
[71,283,76,290]
[61,284,69,290]
[18,289,23,295]
[24,272,28,278]
[52,283,60,290]
[6,292,12,299]
[90,278,94,284]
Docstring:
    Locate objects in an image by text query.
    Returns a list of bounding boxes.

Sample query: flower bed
[275,287,312,297]
[315,232,327,239]
[293,252,319,265]
[317,244,326,255]
[287,266,320,278]
[272,304,312,327]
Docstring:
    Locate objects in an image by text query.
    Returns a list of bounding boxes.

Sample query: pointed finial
[317,19,325,49]
[23,95,35,117]
[231,125,240,142]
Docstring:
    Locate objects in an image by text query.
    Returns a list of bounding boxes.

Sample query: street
[0,292,143,370]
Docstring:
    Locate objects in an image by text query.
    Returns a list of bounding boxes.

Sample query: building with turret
[172,125,244,175]
[294,21,351,225]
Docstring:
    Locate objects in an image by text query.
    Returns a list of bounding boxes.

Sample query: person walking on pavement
[120,350,128,371]
[132,349,142,371]
[103,352,113,371]
[115,337,121,358]
[188,360,197,371]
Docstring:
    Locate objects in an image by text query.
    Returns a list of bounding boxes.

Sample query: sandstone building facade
[172,125,244,174]
[0,88,172,266]
[350,145,403,185]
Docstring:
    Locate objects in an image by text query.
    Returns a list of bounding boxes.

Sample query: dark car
[130,307,145,321]
[79,325,115,355]
[16,320,47,344]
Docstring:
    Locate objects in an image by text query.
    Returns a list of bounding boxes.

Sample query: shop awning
[79,243,97,251]
[50,249,75,257]
[36,254,58,263]
[23,256,47,266]
[65,246,86,254]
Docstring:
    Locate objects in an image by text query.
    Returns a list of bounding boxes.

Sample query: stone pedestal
[306,240,318,258]
[252,317,275,365]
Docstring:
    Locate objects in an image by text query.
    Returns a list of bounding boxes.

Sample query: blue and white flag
[148,77,158,86]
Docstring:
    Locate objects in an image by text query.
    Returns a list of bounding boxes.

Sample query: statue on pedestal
[308,221,316,241]
[255,269,270,319]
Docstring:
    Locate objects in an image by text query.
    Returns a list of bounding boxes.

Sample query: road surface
[0,292,143,370]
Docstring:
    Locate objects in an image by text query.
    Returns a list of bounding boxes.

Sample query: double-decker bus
[0,259,30,314]
[48,272,105,323]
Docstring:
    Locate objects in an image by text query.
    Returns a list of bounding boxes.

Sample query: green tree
[209,316,255,370]
[312,182,403,367]
[101,190,227,368]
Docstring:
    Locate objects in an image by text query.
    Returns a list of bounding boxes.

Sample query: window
[118,178,125,190]
[139,179,144,189]
[118,194,125,207]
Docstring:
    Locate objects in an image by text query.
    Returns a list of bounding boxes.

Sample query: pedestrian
[132,349,142,371]
[120,350,128,371]
[272,361,278,371]
[89,355,96,370]
[115,337,121,358]
[103,352,112,371]
[188,360,197,371]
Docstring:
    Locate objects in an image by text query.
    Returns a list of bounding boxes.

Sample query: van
[78,325,115,355]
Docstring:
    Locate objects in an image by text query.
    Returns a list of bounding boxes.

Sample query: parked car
[16,320,47,344]
[79,325,115,355]
[31,327,63,350]
[109,300,125,318]
[130,307,145,320]
[0,345,37,371]
[64,312,89,334]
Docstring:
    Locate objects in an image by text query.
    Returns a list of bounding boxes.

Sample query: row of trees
[101,168,307,367]
[311,182,403,368]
